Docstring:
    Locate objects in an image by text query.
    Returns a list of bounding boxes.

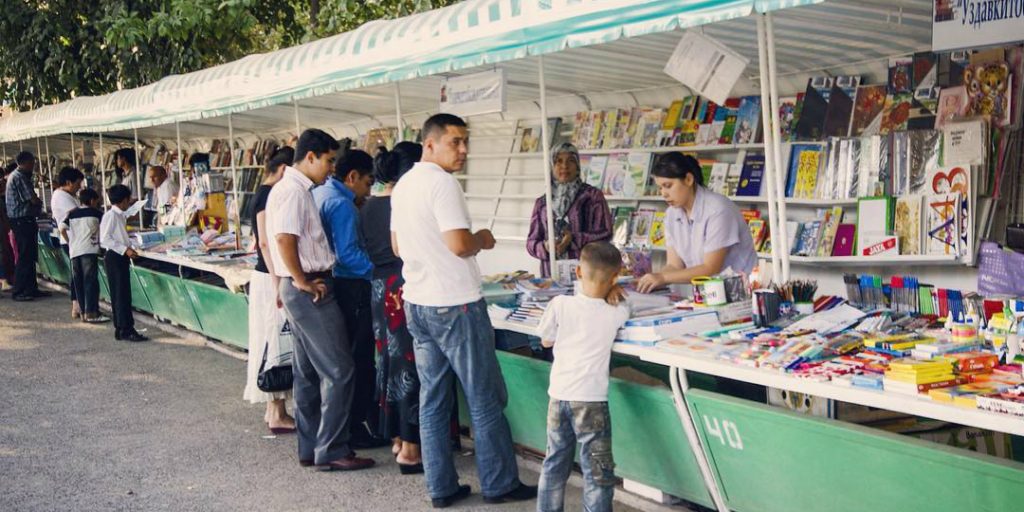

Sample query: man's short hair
[335,149,374,179]
[422,113,467,141]
[79,188,100,205]
[148,165,167,178]
[580,242,622,280]
[114,148,136,165]
[294,129,340,164]
[57,166,84,186]
[15,151,34,166]
[107,184,131,205]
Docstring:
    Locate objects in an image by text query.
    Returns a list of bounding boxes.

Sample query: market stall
[9,1,1024,510]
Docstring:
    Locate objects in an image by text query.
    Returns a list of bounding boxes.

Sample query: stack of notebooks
[506,301,548,328]
[515,279,571,301]
[882,358,961,395]
[616,309,721,346]
[976,385,1024,418]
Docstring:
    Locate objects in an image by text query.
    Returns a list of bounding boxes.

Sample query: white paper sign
[663,31,749,106]
[932,1,1024,51]
[439,69,506,117]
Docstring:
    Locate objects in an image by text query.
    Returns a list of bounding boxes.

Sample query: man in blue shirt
[5,151,49,301]
[313,148,387,449]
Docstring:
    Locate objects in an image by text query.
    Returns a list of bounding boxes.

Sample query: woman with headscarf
[526,142,613,277]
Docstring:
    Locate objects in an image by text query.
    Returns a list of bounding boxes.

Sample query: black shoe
[432,485,471,509]
[29,290,51,298]
[12,294,33,302]
[483,482,537,504]
[398,462,424,475]
[122,331,148,342]
[351,434,391,449]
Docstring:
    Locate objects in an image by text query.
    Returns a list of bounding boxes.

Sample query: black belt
[303,271,332,281]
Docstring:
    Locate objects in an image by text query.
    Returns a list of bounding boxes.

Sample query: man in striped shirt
[4,151,47,301]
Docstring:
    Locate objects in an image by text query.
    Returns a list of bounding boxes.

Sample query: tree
[0,0,459,112]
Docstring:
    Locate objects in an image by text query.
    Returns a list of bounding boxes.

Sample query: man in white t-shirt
[144,165,177,227]
[391,114,535,507]
[535,242,630,512]
[51,166,83,315]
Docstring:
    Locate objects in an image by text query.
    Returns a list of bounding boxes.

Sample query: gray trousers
[279,278,355,463]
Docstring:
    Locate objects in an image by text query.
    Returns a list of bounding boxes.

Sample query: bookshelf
[788,254,959,266]
[579,143,763,155]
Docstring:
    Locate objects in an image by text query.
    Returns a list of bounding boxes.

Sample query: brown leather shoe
[299,459,314,467]
[317,454,375,472]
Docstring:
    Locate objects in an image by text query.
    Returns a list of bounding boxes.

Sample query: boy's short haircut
[57,166,84,186]
[107,184,131,205]
[79,188,100,205]
[422,113,467,141]
[580,241,622,280]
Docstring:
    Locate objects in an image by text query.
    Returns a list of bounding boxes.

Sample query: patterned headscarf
[550,142,582,235]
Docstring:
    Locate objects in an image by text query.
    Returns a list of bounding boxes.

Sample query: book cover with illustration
[717,98,742,144]
[794,77,832,140]
[849,85,887,137]
[778,96,799,142]
[612,206,635,246]
[581,154,608,188]
[735,154,766,196]
[630,208,656,247]
[894,195,923,255]
[888,56,914,94]
[934,85,970,130]
[733,96,762,144]
[925,192,960,256]
[823,76,861,137]
[879,92,912,134]
[649,211,666,248]
[786,144,823,198]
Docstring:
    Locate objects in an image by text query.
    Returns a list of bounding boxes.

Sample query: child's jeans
[537,399,615,512]
[71,254,100,315]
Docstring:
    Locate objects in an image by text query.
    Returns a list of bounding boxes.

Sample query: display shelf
[579,143,763,155]
[603,195,768,204]
[788,254,960,266]
[784,197,859,207]
[613,344,1024,437]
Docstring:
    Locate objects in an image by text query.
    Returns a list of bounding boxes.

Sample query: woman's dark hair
[107,184,132,204]
[266,146,294,174]
[334,148,373,179]
[57,166,84,186]
[651,152,704,187]
[114,148,136,167]
[373,141,422,185]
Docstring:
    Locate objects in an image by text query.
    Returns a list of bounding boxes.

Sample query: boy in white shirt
[62,188,108,323]
[100,185,146,342]
[536,241,630,512]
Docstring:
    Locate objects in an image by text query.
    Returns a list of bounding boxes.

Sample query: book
[786,144,823,198]
[733,96,762,144]
[879,92,912,134]
[649,212,666,248]
[778,96,799,142]
[717,98,742,144]
[626,153,652,196]
[856,197,893,256]
[616,310,721,345]
[664,100,685,130]
[707,162,731,195]
[832,223,856,256]
[963,61,1013,127]
[908,86,941,130]
[612,206,635,246]
[581,155,608,188]
[601,109,622,149]
[748,218,768,253]
[888,56,914,94]
[735,154,765,196]
[849,85,887,136]
[934,85,970,130]
[589,111,605,149]
[893,195,923,255]
[923,164,972,258]
[925,192,960,256]
[816,207,844,257]
[699,159,715,186]
[794,77,831,141]
[823,76,860,137]
[630,208,656,247]
[601,153,636,197]
[724,162,743,196]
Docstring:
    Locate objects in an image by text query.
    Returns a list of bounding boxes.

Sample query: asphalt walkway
[0,290,669,512]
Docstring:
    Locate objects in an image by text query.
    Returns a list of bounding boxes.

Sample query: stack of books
[616,309,721,346]
[976,385,1024,418]
[882,358,961,395]
[515,279,571,302]
[506,301,548,328]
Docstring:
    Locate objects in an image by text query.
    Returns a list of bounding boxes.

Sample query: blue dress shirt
[313,177,374,280]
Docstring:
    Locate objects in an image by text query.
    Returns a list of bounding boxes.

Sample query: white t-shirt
[391,162,482,307]
[50,189,80,245]
[537,294,631,402]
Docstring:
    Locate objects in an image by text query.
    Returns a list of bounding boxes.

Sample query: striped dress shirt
[265,166,335,278]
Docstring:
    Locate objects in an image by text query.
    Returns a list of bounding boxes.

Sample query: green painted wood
[686,389,1024,512]
[494,351,714,507]
[181,280,249,349]
[130,267,201,331]
[128,266,156,313]
[97,264,111,302]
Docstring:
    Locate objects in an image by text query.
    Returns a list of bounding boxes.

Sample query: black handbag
[256,344,293,393]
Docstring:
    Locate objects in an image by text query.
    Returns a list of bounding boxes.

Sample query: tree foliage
[0,0,459,111]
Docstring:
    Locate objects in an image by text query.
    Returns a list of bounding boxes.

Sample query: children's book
[934,86,970,130]
[602,152,632,196]
[707,162,731,195]
[888,57,914,94]
[649,212,666,248]
[923,164,972,259]
[787,144,823,198]
[626,152,652,197]
[817,207,844,257]
[699,159,715,187]
[612,206,635,246]
[735,154,766,196]
[823,76,861,137]
[664,100,685,131]
[894,195,923,255]
[849,85,887,137]
[925,192,961,256]
[581,155,608,188]
[962,61,1013,127]
[832,223,856,256]
[630,208,656,247]
[778,96,799,142]
[717,98,742,144]
[733,96,762,144]
[748,218,768,253]
[879,92,913,134]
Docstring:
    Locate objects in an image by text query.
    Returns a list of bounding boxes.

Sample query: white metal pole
[99,134,108,209]
[756,15,782,283]
[70,132,77,168]
[176,122,185,207]
[671,368,731,512]
[293,99,301,136]
[134,129,143,230]
[765,13,790,282]
[38,138,49,212]
[538,55,559,281]
[228,113,241,249]
[394,82,405,142]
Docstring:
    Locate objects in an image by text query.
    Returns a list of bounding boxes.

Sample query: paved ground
[0,289,675,512]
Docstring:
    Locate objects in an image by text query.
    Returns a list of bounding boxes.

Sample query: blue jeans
[406,299,520,499]
[537,400,615,512]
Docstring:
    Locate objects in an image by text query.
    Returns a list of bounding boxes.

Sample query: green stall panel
[97,263,111,302]
[35,243,59,281]
[493,351,714,508]
[686,389,1024,512]
[131,267,201,331]
[181,280,249,350]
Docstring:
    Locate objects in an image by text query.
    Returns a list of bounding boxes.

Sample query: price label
[702,415,743,450]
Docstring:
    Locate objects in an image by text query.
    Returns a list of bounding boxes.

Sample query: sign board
[933,0,1024,51]
[439,69,506,117]
[663,31,748,106]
